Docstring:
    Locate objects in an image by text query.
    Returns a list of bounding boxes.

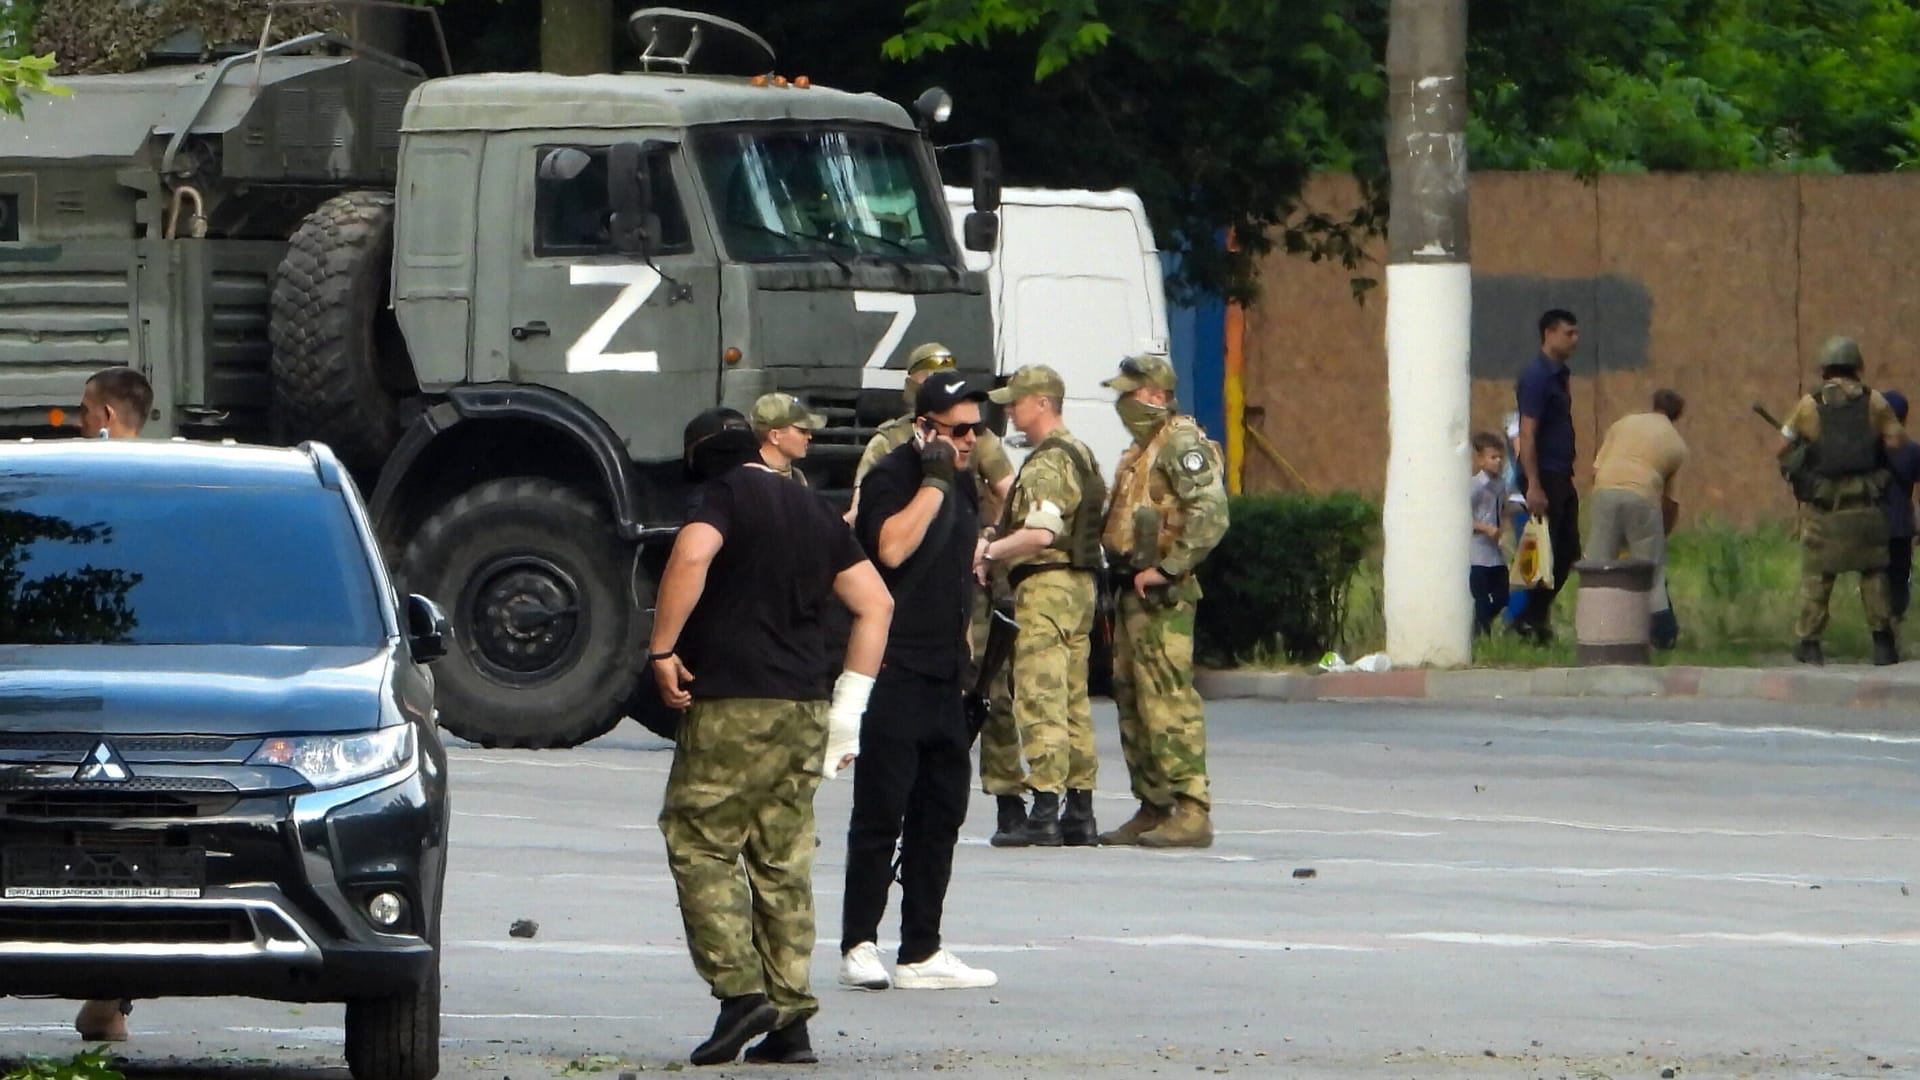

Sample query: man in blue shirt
[1513,309,1582,642]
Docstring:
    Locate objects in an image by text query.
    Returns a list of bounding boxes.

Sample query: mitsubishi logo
[74,741,131,783]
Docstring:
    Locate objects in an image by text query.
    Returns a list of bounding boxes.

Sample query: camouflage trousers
[971,589,1023,796]
[1010,568,1097,795]
[1795,570,1894,639]
[658,698,827,1026]
[1112,589,1210,811]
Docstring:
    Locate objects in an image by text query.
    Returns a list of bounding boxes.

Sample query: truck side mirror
[971,138,1002,212]
[406,593,450,665]
[607,141,655,255]
[963,210,999,252]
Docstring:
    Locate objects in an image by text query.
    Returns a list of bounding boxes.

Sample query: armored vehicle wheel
[270,190,412,473]
[402,477,643,749]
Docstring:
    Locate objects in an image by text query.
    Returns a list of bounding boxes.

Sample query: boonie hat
[1102,352,1178,393]
[916,369,991,416]
[988,364,1066,405]
[750,392,826,432]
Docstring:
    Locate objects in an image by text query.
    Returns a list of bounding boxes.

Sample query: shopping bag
[1510,516,1555,590]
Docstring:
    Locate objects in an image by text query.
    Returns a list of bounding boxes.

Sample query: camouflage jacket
[1002,427,1099,570]
[1102,415,1229,577]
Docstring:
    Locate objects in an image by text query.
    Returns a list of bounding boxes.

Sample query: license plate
[2,845,206,898]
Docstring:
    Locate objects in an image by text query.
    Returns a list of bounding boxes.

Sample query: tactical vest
[1102,416,1219,571]
[1005,434,1107,572]
[1811,382,1879,478]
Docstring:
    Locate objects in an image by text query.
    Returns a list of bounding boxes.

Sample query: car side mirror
[406,593,450,665]
[963,210,999,252]
[970,137,1002,212]
[607,141,655,255]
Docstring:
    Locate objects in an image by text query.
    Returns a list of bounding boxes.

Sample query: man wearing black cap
[838,370,999,992]
[651,407,895,1065]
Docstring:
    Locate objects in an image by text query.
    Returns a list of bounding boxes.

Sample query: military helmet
[1818,335,1864,373]
[906,342,957,376]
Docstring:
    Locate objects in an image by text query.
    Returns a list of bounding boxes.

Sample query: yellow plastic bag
[1510,516,1555,590]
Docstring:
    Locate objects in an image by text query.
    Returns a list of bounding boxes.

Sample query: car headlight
[249,727,415,789]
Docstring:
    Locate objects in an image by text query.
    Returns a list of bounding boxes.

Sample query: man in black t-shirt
[838,371,1000,993]
[649,408,894,1067]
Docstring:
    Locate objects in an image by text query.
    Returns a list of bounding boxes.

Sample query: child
[1469,431,1512,635]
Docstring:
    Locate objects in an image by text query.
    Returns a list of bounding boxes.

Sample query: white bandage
[824,670,874,778]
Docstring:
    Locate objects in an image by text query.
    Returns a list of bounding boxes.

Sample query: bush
[1196,491,1377,664]
[4,1049,123,1080]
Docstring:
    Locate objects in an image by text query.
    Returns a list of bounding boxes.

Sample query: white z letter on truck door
[855,291,916,387]
[567,263,662,372]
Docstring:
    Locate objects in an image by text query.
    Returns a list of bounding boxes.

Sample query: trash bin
[1572,558,1655,666]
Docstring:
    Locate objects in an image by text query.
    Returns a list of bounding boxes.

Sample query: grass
[1261,517,1887,670]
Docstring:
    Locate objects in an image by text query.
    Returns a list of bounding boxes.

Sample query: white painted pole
[1383,0,1473,667]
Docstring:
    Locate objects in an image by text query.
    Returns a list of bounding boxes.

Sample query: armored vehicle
[0,9,1003,748]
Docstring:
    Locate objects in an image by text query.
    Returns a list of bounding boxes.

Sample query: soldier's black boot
[745,1019,818,1065]
[1017,792,1064,847]
[1873,630,1899,666]
[1794,639,1824,666]
[691,993,777,1066]
[1061,789,1098,846]
[988,795,1027,848]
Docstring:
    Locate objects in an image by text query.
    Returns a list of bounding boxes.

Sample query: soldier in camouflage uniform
[852,344,1023,834]
[976,365,1107,846]
[1778,336,1908,666]
[751,392,825,487]
[649,408,892,1066]
[1094,354,1229,848]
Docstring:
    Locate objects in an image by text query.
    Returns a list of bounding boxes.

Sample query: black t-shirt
[678,465,867,701]
[855,441,980,681]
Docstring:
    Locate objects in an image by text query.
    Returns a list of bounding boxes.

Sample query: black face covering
[684,428,762,482]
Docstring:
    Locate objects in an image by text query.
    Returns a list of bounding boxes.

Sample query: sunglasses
[921,417,988,438]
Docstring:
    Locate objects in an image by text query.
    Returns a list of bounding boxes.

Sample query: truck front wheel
[401,478,644,749]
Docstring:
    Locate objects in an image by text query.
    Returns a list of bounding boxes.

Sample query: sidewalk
[1196,661,1920,724]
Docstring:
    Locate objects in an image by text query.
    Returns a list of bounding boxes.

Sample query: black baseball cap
[683,406,751,460]
[915,370,990,416]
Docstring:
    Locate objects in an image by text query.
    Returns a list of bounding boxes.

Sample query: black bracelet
[647,649,676,662]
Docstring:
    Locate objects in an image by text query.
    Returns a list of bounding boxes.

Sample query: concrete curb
[1196,663,1920,716]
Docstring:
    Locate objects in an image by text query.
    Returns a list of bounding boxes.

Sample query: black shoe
[1794,639,1824,666]
[1061,789,1098,846]
[988,795,1027,848]
[1873,631,1899,667]
[1016,792,1063,847]
[691,993,778,1066]
[745,1018,818,1065]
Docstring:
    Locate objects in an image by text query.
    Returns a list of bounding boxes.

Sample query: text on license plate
[4,886,202,899]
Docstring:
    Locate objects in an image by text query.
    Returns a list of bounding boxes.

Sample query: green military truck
[0,9,1003,748]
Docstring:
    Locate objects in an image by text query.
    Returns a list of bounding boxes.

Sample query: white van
[944,186,1170,478]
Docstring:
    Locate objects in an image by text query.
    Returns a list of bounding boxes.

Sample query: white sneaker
[894,949,998,990]
[839,941,891,990]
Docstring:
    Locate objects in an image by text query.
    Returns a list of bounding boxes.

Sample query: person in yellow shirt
[1586,389,1688,648]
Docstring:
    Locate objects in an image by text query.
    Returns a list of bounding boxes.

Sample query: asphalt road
[4,698,1917,1079]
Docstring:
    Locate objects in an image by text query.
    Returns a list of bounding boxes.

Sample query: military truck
[0,8,1004,748]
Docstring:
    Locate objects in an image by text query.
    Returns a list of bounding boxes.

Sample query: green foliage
[1196,491,1377,664]
[0,53,66,119]
[3,1049,125,1080]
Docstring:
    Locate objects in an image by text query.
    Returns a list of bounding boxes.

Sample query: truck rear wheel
[270,190,412,473]
[401,477,643,749]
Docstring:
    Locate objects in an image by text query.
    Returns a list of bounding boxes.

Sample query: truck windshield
[696,126,951,262]
[0,482,384,647]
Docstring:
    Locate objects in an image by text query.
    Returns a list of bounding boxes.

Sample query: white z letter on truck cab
[567,263,662,372]
[855,291,916,387]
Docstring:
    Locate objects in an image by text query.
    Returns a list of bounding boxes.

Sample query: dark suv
[0,439,450,1080]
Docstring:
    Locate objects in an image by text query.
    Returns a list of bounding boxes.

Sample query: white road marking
[1084,934,1375,953]
[1309,856,1904,888]
[1225,799,1916,842]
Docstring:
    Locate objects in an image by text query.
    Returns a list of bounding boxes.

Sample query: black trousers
[1891,538,1914,619]
[1519,471,1581,634]
[840,664,972,965]
[1469,565,1510,636]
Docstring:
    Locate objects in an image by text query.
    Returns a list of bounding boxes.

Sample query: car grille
[0,780,240,819]
[0,735,238,754]
[0,908,253,945]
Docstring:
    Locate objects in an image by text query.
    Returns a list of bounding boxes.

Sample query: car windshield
[0,481,384,647]
[696,126,951,261]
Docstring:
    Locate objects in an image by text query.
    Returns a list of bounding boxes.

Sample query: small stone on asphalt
[508,918,539,938]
